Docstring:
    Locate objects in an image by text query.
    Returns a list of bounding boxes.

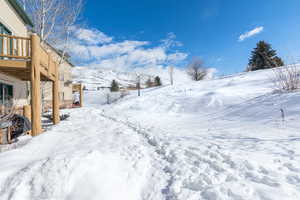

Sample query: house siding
[41,46,74,109]
[0,0,29,37]
[0,0,30,108]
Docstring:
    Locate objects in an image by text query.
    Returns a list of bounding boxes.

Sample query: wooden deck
[0,34,60,136]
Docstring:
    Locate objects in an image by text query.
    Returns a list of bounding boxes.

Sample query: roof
[7,0,34,27]
[44,41,75,68]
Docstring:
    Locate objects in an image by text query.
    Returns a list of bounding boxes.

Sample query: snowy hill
[1,65,300,199]
[72,66,192,90]
[101,65,300,199]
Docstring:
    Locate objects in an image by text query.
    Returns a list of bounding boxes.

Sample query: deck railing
[0,34,31,59]
[0,34,61,136]
[0,34,57,80]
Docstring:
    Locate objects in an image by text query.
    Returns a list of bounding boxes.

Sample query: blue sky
[72,0,300,74]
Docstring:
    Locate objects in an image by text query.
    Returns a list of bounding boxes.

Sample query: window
[0,83,13,107]
[0,23,11,35]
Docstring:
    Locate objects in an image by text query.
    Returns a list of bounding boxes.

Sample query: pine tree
[273,56,284,67]
[110,80,119,92]
[154,76,162,86]
[248,41,284,71]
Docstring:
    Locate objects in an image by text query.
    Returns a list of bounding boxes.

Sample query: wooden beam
[52,63,60,124]
[30,34,42,136]
[40,65,48,76]
[0,60,29,69]
[0,70,30,81]
[40,73,55,81]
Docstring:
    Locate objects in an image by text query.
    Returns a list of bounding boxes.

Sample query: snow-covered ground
[1,66,300,199]
[72,66,191,89]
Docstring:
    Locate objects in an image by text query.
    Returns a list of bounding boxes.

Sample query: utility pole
[137,75,141,96]
[169,66,174,85]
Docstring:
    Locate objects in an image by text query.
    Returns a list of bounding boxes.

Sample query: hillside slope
[0,66,300,200]
[72,66,192,90]
[102,65,300,199]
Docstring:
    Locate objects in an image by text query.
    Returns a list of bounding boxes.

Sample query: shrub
[110,80,119,92]
[154,76,162,86]
[272,64,300,92]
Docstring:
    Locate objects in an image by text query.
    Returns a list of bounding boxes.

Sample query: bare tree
[54,0,84,65]
[24,0,83,63]
[187,58,208,81]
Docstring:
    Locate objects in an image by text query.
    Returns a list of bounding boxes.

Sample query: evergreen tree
[248,41,284,71]
[154,76,162,86]
[110,80,119,92]
[273,56,284,67]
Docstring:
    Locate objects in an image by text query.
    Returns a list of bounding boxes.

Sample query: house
[0,0,75,136]
[41,45,75,110]
[0,0,33,112]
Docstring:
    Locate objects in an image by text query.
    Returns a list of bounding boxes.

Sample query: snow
[72,66,192,90]
[1,65,300,199]
[0,108,165,200]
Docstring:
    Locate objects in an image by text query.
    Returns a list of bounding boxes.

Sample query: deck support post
[23,105,31,121]
[52,63,60,124]
[23,105,32,135]
[80,84,83,107]
[30,34,42,136]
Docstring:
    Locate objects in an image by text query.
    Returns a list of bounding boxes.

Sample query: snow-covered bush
[272,64,300,92]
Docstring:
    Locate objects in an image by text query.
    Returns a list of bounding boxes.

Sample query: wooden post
[52,63,60,124]
[23,105,32,135]
[30,34,42,136]
[137,76,141,97]
[80,84,83,107]
[23,105,31,121]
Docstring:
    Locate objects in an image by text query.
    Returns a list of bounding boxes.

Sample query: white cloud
[160,32,182,49]
[68,27,188,70]
[73,27,113,45]
[239,26,264,42]
[167,52,188,63]
[94,41,148,57]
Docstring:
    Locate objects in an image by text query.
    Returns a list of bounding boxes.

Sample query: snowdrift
[1,65,300,200]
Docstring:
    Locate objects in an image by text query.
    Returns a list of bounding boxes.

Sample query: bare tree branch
[24,0,83,59]
[187,58,208,81]
[272,64,300,92]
